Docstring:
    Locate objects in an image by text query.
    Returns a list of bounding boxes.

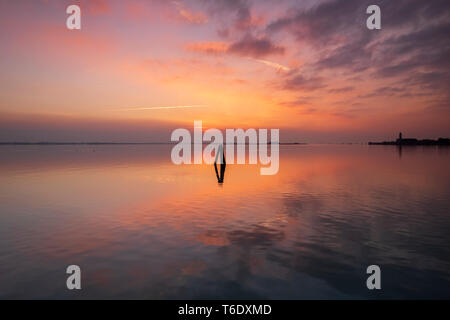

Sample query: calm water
[0,144,449,299]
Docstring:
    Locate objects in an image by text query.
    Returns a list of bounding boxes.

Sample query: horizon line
[0,141,380,146]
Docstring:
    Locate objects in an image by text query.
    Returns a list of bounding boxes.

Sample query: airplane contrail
[252,59,290,71]
[115,105,207,111]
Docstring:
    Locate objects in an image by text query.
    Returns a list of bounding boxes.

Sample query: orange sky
[0,0,449,142]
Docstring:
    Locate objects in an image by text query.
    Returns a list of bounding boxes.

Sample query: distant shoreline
[369,138,450,146]
[0,142,308,146]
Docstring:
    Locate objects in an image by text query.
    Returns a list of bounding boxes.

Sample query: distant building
[396,132,418,145]
[369,132,449,146]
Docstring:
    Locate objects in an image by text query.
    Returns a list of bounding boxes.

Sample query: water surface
[0,144,449,299]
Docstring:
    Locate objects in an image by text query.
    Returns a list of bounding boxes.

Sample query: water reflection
[0,144,449,299]
[214,144,226,184]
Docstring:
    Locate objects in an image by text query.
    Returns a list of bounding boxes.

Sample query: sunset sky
[0,0,449,143]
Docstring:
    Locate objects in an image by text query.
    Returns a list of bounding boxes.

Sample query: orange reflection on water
[1,144,450,299]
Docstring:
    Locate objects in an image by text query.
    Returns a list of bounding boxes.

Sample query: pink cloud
[172,1,208,24]
[77,0,112,16]
[184,41,230,54]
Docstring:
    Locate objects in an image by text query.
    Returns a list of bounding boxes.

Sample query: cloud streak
[173,1,208,24]
[252,58,290,71]
[115,105,207,111]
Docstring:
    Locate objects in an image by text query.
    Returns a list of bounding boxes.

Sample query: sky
[0,0,449,143]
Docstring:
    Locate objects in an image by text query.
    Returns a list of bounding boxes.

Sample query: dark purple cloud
[265,0,450,104]
[0,113,180,143]
[201,0,253,34]
[228,34,285,57]
[283,74,325,91]
[358,86,406,99]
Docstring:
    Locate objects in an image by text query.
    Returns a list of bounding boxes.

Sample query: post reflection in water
[214,144,226,184]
